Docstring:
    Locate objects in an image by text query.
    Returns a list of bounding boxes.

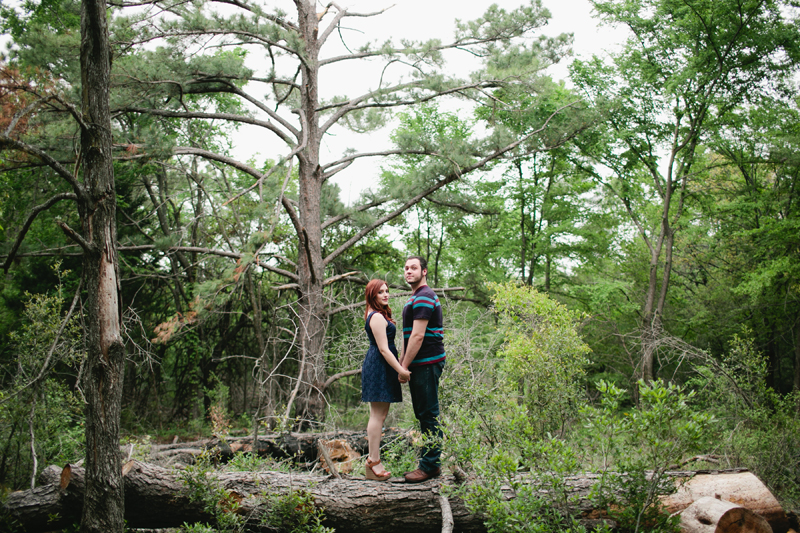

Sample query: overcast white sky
[347,0,625,70]
[275,0,629,204]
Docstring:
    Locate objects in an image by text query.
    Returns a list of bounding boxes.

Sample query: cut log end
[680,496,772,533]
[59,464,72,489]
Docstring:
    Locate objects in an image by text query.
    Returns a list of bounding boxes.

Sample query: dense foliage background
[1,0,799,530]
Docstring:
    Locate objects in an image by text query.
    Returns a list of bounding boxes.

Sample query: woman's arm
[369,313,411,380]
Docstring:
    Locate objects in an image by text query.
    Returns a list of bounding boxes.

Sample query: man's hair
[405,255,428,272]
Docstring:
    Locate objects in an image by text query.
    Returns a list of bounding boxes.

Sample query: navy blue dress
[361,311,403,403]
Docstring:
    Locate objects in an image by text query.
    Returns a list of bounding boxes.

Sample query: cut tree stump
[679,497,771,533]
[3,463,790,533]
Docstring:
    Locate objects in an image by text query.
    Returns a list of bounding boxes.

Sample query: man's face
[404,259,426,286]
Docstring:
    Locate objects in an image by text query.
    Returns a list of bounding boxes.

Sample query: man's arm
[401,318,428,368]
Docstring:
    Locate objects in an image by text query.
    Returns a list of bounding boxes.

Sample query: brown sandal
[365,457,391,481]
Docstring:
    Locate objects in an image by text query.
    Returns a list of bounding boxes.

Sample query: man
[399,255,445,483]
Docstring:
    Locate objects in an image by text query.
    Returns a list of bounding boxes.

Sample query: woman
[362,279,411,480]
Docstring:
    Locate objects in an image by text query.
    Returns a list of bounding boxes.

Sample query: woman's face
[377,284,390,306]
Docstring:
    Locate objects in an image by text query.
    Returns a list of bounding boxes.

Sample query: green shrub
[687,334,800,508]
[489,282,590,437]
[582,380,713,533]
[261,488,334,533]
[442,283,593,532]
[179,451,244,532]
[0,264,84,490]
[180,450,337,533]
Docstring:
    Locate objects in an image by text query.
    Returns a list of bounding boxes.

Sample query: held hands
[398,367,411,383]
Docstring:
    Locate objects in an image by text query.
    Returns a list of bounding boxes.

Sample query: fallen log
[3,463,790,533]
[29,461,210,530]
[10,460,481,533]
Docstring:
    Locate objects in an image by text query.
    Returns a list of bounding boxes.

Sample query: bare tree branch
[327,287,466,316]
[0,136,85,199]
[121,106,295,146]
[119,245,300,281]
[425,195,498,215]
[318,79,504,136]
[323,270,360,287]
[2,193,78,272]
[321,197,389,229]
[223,109,308,206]
[56,221,91,252]
[210,0,298,31]
[137,29,303,64]
[321,368,362,392]
[321,149,431,181]
[272,283,300,291]
[171,146,305,238]
[318,31,542,68]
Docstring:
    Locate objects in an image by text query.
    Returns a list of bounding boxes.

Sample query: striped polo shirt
[402,285,445,367]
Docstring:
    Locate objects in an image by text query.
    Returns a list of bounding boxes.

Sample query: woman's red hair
[364,279,394,324]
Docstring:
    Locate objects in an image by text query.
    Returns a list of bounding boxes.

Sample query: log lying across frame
[2,462,793,533]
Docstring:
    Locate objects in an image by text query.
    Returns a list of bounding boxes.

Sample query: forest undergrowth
[2,282,798,533]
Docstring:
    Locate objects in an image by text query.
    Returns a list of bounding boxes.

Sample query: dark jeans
[408,361,445,472]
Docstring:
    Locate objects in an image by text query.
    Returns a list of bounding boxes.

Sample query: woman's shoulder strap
[367,310,387,325]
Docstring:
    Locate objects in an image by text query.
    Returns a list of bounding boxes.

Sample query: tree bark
[794,318,800,399]
[78,0,126,531]
[4,464,790,533]
[290,0,328,427]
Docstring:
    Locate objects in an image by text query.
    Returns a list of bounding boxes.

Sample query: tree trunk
[11,461,481,533]
[292,0,328,427]
[795,318,800,413]
[5,464,790,533]
[641,268,660,384]
[78,0,126,530]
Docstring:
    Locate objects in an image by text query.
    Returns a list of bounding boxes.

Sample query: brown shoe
[404,467,440,483]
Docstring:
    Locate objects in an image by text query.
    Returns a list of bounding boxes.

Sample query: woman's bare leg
[367,402,390,475]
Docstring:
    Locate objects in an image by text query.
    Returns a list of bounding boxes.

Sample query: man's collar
[410,282,429,294]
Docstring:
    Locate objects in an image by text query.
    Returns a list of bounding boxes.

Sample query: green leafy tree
[490,281,590,435]
[2,0,585,425]
[96,0,583,425]
[688,334,800,506]
[701,101,800,393]
[570,0,800,382]
[0,265,83,491]
[0,0,125,528]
